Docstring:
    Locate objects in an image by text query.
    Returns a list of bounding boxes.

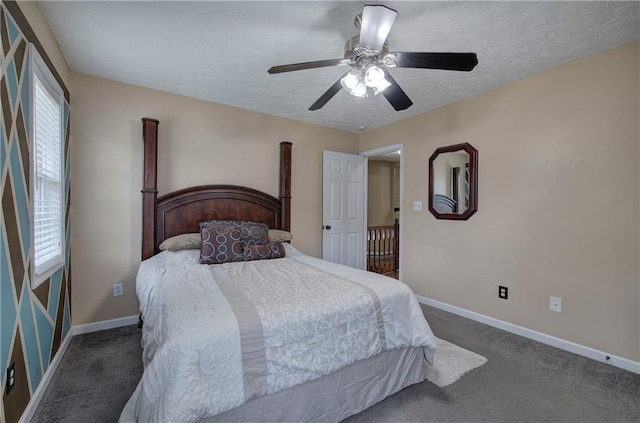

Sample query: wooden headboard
[140,118,292,260]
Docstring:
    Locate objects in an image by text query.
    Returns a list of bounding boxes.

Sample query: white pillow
[158,233,201,251]
[268,229,293,242]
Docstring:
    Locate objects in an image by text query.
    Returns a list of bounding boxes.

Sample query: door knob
[323,225,332,230]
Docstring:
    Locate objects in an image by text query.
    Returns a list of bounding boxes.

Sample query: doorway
[362,144,403,280]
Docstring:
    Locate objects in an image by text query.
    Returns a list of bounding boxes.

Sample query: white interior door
[322,151,365,269]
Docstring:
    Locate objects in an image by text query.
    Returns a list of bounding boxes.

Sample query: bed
[119,118,438,423]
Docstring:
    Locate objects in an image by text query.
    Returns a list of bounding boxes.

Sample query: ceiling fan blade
[268,59,348,74]
[359,5,397,51]
[391,52,478,71]
[382,73,413,111]
[309,76,345,111]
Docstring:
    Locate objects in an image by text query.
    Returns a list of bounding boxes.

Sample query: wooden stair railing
[366,219,399,276]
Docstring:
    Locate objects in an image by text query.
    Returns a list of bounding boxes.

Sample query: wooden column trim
[279,142,292,232]
[141,118,159,260]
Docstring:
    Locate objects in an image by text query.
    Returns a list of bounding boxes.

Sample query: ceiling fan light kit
[341,64,391,98]
[268,4,478,112]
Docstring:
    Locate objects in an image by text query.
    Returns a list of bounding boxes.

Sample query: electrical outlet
[550,296,562,313]
[498,285,508,299]
[113,283,124,297]
[6,362,15,395]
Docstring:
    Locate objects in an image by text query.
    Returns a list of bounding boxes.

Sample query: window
[30,45,65,288]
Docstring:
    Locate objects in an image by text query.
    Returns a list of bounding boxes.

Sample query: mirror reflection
[428,143,478,220]
[432,151,470,214]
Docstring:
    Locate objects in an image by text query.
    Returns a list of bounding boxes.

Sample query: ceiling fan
[267,4,478,112]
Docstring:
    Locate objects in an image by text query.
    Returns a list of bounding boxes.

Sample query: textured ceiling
[38,1,639,133]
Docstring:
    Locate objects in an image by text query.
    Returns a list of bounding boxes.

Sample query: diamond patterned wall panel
[10,134,29,258]
[1,3,71,422]
[0,228,17,387]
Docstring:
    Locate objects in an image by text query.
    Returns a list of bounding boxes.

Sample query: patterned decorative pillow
[200,220,269,246]
[243,242,286,261]
[199,226,245,264]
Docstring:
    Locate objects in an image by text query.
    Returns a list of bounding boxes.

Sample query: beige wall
[360,41,640,362]
[368,161,398,226]
[69,72,358,325]
[68,37,639,361]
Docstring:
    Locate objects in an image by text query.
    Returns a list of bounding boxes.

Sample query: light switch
[413,201,423,211]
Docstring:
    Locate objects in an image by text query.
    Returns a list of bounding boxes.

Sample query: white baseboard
[18,331,73,423]
[417,295,640,375]
[18,314,140,422]
[72,314,139,335]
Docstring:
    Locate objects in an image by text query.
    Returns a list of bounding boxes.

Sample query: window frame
[30,44,65,288]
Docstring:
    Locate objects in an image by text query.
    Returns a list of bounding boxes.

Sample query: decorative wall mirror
[428,143,478,220]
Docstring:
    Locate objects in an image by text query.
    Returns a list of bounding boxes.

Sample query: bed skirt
[121,346,426,423]
[209,346,425,423]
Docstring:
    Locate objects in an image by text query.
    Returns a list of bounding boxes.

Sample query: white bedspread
[120,244,437,423]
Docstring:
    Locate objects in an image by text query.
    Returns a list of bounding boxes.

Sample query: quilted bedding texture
[119,243,437,423]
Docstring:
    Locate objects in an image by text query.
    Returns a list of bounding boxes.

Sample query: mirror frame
[428,142,478,220]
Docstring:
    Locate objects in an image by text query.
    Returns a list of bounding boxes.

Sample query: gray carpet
[32,325,142,423]
[32,305,639,423]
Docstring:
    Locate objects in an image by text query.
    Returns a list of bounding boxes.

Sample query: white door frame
[360,144,404,281]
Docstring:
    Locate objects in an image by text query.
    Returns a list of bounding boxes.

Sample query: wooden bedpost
[141,118,159,260]
[279,142,292,232]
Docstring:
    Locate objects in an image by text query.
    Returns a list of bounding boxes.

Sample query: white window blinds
[31,46,64,286]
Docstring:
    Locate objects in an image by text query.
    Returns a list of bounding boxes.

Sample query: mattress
[119,243,437,423]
